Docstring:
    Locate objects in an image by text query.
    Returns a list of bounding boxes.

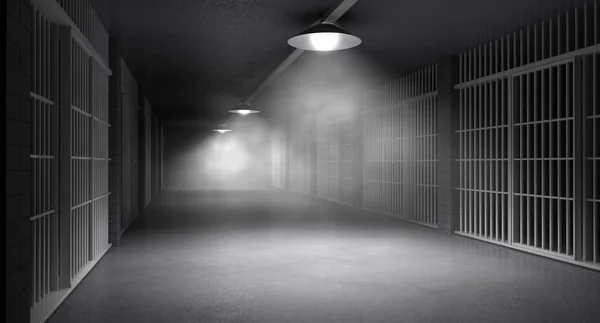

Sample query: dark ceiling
[90,0,590,123]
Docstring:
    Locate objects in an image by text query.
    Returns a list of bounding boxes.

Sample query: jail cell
[458,79,510,242]
[411,96,438,226]
[29,1,111,321]
[454,0,599,268]
[70,40,92,279]
[584,53,600,264]
[339,118,354,206]
[31,9,59,306]
[459,1,600,84]
[362,65,438,225]
[363,106,405,216]
[512,61,576,256]
[55,0,110,62]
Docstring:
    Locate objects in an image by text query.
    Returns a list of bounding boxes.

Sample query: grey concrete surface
[48,190,600,323]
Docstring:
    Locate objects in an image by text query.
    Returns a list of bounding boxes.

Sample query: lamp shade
[229,102,260,115]
[288,23,361,51]
[212,124,232,133]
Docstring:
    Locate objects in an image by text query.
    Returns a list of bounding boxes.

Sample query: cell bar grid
[513,61,575,257]
[412,96,438,226]
[30,9,59,306]
[363,105,405,217]
[458,79,510,242]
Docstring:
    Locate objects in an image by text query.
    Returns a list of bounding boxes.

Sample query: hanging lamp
[212,123,232,134]
[287,22,361,51]
[229,102,260,115]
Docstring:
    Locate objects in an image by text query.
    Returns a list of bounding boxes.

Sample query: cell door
[511,58,578,258]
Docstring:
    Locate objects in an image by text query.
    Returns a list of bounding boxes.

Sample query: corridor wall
[25,0,111,322]
[455,0,600,268]
[362,65,439,226]
[273,0,599,271]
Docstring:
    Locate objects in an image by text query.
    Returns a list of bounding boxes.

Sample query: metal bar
[456,44,600,89]
[526,72,532,246]
[533,70,539,247]
[88,56,94,261]
[550,66,555,252]
[59,26,72,288]
[574,56,584,260]
[593,50,598,262]
[484,82,489,237]
[49,22,60,291]
[558,63,563,253]
[507,76,514,244]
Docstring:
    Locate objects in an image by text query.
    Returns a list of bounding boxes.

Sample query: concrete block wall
[108,37,123,244]
[6,1,33,322]
[436,57,460,233]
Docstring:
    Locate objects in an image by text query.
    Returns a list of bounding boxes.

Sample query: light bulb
[213,128,231,134]
[309,32,340,51]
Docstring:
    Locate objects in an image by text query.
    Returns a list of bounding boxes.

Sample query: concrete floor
[48,190,600,323]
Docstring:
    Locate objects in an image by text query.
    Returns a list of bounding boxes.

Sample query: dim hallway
[46,190,600,323]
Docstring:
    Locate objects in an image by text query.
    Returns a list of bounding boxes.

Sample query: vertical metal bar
[542,67,547,250]
[550,66,555,252]
[484,43,488,77]
[517,74,522,244]
[574,56,583,260]
[59,26,72,288]
[558,63,563,253]
[484,82,488,237]
[567,62,572,256]
[89,56,94,261]
[558,14,562,55]
[32,220,36,305]
[469,86,473,234]
[535,70,540,247]
[478,45,482,79]
[550,17,554,58]
[468,48,472,82]
[507,76,514,244]
[593,52,598,263]
[49,23,59,290]
[527,71,531,246]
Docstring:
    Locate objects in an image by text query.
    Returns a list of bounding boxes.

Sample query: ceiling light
[213,124,232,133]
[229,102,260,115]
[288,22,361,51]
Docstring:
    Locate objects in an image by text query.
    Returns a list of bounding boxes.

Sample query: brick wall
[436,56,460,233]
[108,37,122,244]
[6,0,33,322]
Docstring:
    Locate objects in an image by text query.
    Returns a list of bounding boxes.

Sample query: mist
[163,49,389,193]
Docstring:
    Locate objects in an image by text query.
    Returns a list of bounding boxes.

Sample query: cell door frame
[507,56,583,261]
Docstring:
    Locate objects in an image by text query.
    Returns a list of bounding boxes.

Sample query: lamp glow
[309,32,340,51]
